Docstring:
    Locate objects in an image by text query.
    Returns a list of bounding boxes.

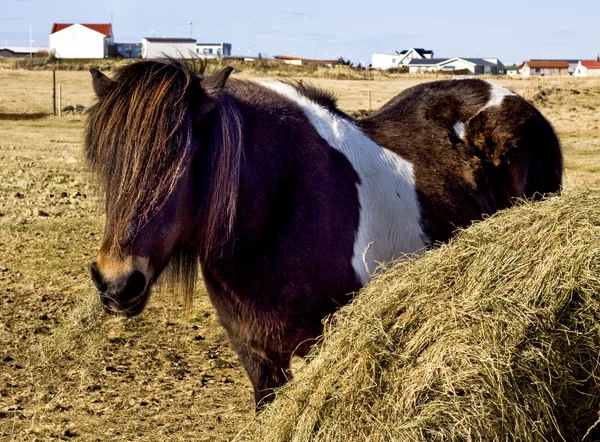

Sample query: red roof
[51,23,112,37]
[581,60,600,69]
[525,60,569,69]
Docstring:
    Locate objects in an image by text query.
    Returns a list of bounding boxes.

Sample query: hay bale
[243,190,600,442]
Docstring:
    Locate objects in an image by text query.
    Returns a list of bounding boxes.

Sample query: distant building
[49,23,113,58]
[574,59,600,77]
[196,43,231,57]
[274,55,340,67]
[408,57,503,75]
[116,43,142,58]
[142,37,196,59]
[531,59,579,75]
[505,64,519,76]
[0,46,48,58]
[371,47,434,70]
[407,58,449,73]
[521,60,570,77]
[397,48,434,65]
[371,53,402,70]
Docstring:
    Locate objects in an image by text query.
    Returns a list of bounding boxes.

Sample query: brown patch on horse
[464,94,563,200]
[359,79,562,243]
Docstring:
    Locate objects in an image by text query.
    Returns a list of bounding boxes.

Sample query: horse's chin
[100,288,151,317]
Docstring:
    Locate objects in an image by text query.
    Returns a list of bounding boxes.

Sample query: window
[217,48,222,55]
[203,48,213,54]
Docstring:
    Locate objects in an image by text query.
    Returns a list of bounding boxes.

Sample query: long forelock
[85,60,201,254]
[85,59,244,305]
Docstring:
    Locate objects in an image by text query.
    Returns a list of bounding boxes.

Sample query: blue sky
[2,0,599,65]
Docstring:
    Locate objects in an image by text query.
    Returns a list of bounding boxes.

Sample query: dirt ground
[1,68,599,441]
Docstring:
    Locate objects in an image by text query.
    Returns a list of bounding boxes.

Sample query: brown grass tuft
[242,190,600,442]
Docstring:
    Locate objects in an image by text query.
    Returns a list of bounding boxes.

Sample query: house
[49,23,113,58]
[531,59,579,75]
[196,43,232,58]
[521,61,570,77]
[397,48,434,65]
[407,58,449,73]
[116,43,142,58]
[573,59,600,77]
[274,55,340,67]
[141,37,197,59]
[505,64,519,76]
[408,57,503,75]
[371,53,402,70]
[0,46,48,58]
[480,58,505,75]
[371,47,434,70]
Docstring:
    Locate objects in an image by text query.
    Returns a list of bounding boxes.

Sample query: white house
[196,43,232,57]
[49,23,113,58]
[407,58,449,73]
[504,64,519,76]
[142,37,197,59]
[371,53,401,70]
[408,57,503,75]
[371,47,434,70]
[574,60,600,77]
[397,48,434,65]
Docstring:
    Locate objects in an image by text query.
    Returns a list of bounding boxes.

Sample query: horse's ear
[202,66,234,96]
[90,68,116,99]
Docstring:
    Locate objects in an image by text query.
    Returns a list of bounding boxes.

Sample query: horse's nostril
[123,270,146,298]
[90,261,107,292]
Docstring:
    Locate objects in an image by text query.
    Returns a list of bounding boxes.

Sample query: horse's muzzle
[90,261,149,316]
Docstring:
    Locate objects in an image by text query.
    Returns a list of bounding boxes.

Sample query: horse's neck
[203,90,361,278]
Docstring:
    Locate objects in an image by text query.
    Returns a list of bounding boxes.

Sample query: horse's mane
[282,80,349,118]
[85,59,243,306]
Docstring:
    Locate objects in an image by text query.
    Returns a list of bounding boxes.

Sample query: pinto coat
[85,60,562,407]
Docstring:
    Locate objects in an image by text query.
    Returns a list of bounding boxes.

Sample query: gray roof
[143,37,196,43]
[0,46,47,53]
[456,58,497,66]
[408,58,449,65]
[409,57,502,67]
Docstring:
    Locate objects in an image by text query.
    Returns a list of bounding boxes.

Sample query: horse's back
[358,79,562,243]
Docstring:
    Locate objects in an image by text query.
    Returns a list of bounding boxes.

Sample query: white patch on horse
[483,81,516,110]
[262,81,428,284]
[453,122,465,139]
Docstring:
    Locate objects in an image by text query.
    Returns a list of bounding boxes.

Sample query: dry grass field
[0,66,599,441]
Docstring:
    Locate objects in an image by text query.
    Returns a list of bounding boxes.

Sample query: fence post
[58,85,62,117]
[368,90,372,111]
[52,69,56,116]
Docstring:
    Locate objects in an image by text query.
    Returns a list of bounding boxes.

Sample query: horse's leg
[230,338,291,410]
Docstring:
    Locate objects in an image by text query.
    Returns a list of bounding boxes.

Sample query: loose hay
[242,190,600,442]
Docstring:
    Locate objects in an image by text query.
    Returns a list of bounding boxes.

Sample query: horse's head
[85,60,236,316]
